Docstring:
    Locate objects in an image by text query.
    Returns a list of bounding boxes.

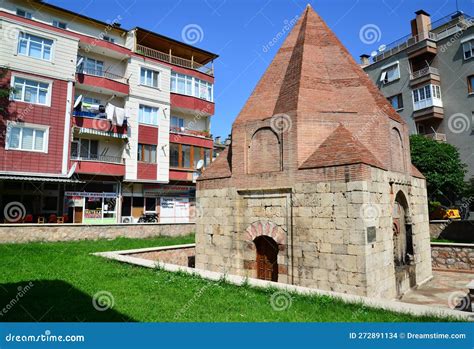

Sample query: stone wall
[128,246,195,267]
[0,223,195,244]
[195,167,432,300]
[431,243,474,271]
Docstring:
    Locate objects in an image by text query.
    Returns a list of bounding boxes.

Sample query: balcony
[170,93,215,116]
[71,155,125,176]
[410,66,440,87]
[413,106,444,122]
[72,113,128,138]
[136,44,214,76]
[170,126,210,138]
[425,132,447,142]
[75,68,129,95]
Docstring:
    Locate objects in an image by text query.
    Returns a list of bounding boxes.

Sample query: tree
[410,134,467,204]
[0,67,13,117]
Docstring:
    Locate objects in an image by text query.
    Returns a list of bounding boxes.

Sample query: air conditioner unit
[121,216,134,224]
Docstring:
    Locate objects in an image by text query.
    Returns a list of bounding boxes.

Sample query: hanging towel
[114,107,125,127]
[105,104,115,121]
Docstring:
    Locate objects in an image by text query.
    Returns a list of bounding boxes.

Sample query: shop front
[121,183,195,223]
[64,181,120,224]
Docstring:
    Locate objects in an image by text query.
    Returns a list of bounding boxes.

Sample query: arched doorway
[254,235,279,281]
[392,191,415,297]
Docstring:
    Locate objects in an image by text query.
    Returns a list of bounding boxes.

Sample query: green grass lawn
[0,235,456,322]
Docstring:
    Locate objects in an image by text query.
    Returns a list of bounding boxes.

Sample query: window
[16,9,32,19]
[71,138,98,160]
[412,84,442,111]
[170,72,214,102]
[18,33,53,61]
[77,56,104,76]
[170,143,179,167]
[53,20,67,29]
[12,77,50,105]
[138,105,159,125]
[102,36,115,43]
[171,116,185,129]
[388,94,403,110]
[6,123,48,152]
[145,198,157,213]
[463,40,474,60]
[380,63,400,84]
[140,68,159,88]
[138,144,157,163]
[169,143,212,169]
[468,75,474,94]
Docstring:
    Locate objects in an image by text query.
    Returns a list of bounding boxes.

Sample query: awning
[0,175,84,183]
[76,127,128,139]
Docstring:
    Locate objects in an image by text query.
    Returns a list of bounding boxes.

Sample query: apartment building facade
[361,10,474,178]
[0,0,217,224]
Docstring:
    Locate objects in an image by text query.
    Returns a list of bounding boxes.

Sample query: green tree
[0,67,13,117]
[410,134,467,204]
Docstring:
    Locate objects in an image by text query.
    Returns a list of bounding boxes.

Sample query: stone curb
[93,246,474,321]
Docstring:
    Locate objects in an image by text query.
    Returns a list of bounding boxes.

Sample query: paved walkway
[401,270,474,312]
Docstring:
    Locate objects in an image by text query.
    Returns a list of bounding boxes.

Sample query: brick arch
[248,127,282,174]
[245,220,286,245]
[390,127,405,173]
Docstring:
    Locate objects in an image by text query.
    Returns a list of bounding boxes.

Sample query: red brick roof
[234,4,404,125]
[300,124,385,170]
[199,146,231,180]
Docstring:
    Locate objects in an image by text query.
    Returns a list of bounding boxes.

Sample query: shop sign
[65,191,117,198]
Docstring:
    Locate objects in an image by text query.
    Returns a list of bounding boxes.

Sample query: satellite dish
[370,51,378,57]
[76,57,84,68]
[73,95,83,109]
[196,159,204,170]
[378,44,386,52]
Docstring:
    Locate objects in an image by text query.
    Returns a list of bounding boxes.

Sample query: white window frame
[16,8,32,19]
[461,36,474,60]
[170,71,214,102]
[5,121,49,153]
[138,104,159,126]
[171,116,185,129]
[11,75,52,106]
[412,84,442,111]
[52,20,67,29]
[380,61,400,84]
[17,32,54,62]
[139,67,160,89]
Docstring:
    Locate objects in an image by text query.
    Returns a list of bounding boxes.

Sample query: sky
[49,0,473,138]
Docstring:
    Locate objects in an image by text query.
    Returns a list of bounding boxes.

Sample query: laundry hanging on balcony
[105,103,127,127]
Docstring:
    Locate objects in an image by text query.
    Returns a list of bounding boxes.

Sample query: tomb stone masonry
[195,4,432,299]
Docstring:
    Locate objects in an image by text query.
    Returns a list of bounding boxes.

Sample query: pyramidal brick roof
[300,124,385,170]
[234,4,404,125]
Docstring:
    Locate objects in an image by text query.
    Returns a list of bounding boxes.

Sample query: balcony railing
[410,66,439,80]
[136,44,214,76]
[71,154,125,164]
[413,97,443,111]
[170,126,210,138]
[76,68,128,84]
[425,133,447,142]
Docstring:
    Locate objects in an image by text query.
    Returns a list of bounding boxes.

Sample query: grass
[431,238,457,243]
[0,235,456,322]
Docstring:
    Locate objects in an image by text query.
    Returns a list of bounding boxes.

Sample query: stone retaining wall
[431,242,474,271]
[0,223,195,244]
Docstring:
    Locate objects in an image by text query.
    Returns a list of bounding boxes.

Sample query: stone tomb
[195,5,432,299]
